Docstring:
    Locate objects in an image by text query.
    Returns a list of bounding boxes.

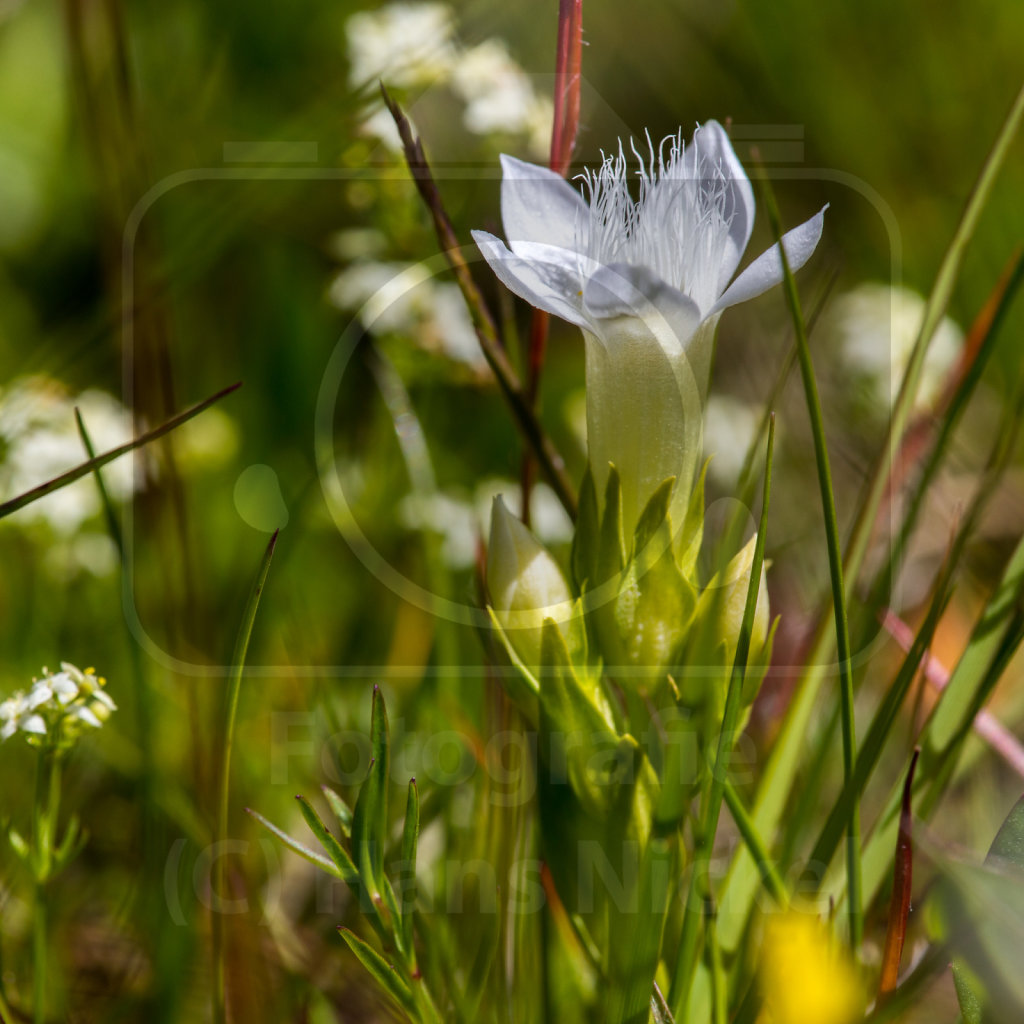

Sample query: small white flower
[474,123,826,531]
[48,672,79,705]
[20,714,47,736]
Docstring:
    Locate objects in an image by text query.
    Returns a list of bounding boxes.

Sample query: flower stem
[31,748,60,1024]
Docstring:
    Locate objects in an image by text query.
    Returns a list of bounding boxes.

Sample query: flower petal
[472,230,590,329]
[582,262,701,351]
[711,206,827,315]
[20,714,46,735]
[689,121,756,293]
[499,154,588,252]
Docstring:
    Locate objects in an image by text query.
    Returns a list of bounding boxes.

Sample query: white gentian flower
[473,123,826,533]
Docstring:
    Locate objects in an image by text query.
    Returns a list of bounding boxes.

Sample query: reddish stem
[521,0,583,526]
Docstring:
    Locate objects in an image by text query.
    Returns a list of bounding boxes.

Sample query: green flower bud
[487,496,573,672]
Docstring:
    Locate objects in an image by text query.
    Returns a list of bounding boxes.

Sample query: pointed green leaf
[338,927,415,1012]
[294,796,360,886]
[246,806,351,881]
[322,785,354,838]
[352,687,391,900]
[398,779,419,953]
[633,477,676,561]
[486,606,541,724]
[598,465,626,583]
[538,618,629,819]
[572,464,600,591]
[676,459,708,579]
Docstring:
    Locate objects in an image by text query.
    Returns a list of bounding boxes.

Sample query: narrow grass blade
[0,381,241,521]
[760,173,861,949]
[878,749,919,997]
[723,781,788,908]
[212,528,279,1024]
[719,84,1024,953]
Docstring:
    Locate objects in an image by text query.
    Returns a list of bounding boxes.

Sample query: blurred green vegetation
[0,0,1022,1020]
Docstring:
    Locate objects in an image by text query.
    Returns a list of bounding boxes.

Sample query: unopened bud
[487,496,572,671]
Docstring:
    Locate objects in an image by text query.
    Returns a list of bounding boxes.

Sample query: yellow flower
[760,913,864,1024]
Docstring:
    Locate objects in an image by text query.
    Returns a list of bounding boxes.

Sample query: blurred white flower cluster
[346,2,553,157]
[328,256,486,372]
[399,478,572,570]
[0,375,238,576]
[0,662,115,747]
[0,376,137,576]
[0,376,136,534]
[829,282,963,414]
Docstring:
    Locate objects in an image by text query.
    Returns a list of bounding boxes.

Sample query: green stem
[212,531,279,1024]
[33,880,46,1024]
[32,749,61,1024]
[761,184,861,950]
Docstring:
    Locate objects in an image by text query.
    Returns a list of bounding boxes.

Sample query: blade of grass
[0,381,242,521]
[806,368,1022,875]
[759,171,861,949]
[212,529,279,1024]
[865,248,1024,615]
[883,610,1024,779]
[722,780,788,908]
[670,415,775,1017]
[718,83,1024,953]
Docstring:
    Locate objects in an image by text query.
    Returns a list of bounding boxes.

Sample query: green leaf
[538,618,629,820]
[952,961,985,1024]
[398,779,419,953]
[572,464,600,592]
[338,926,415,1013]
[605,837,673,1024]
[486,606,541,724]
[322,785,354,838]
[633,476,676,561]
[598,465,626,583]
[352,686,391,902]
[989,796,1024,866]
[293,796,360,886]
[676,459,708,580]
[246,807,351,881]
